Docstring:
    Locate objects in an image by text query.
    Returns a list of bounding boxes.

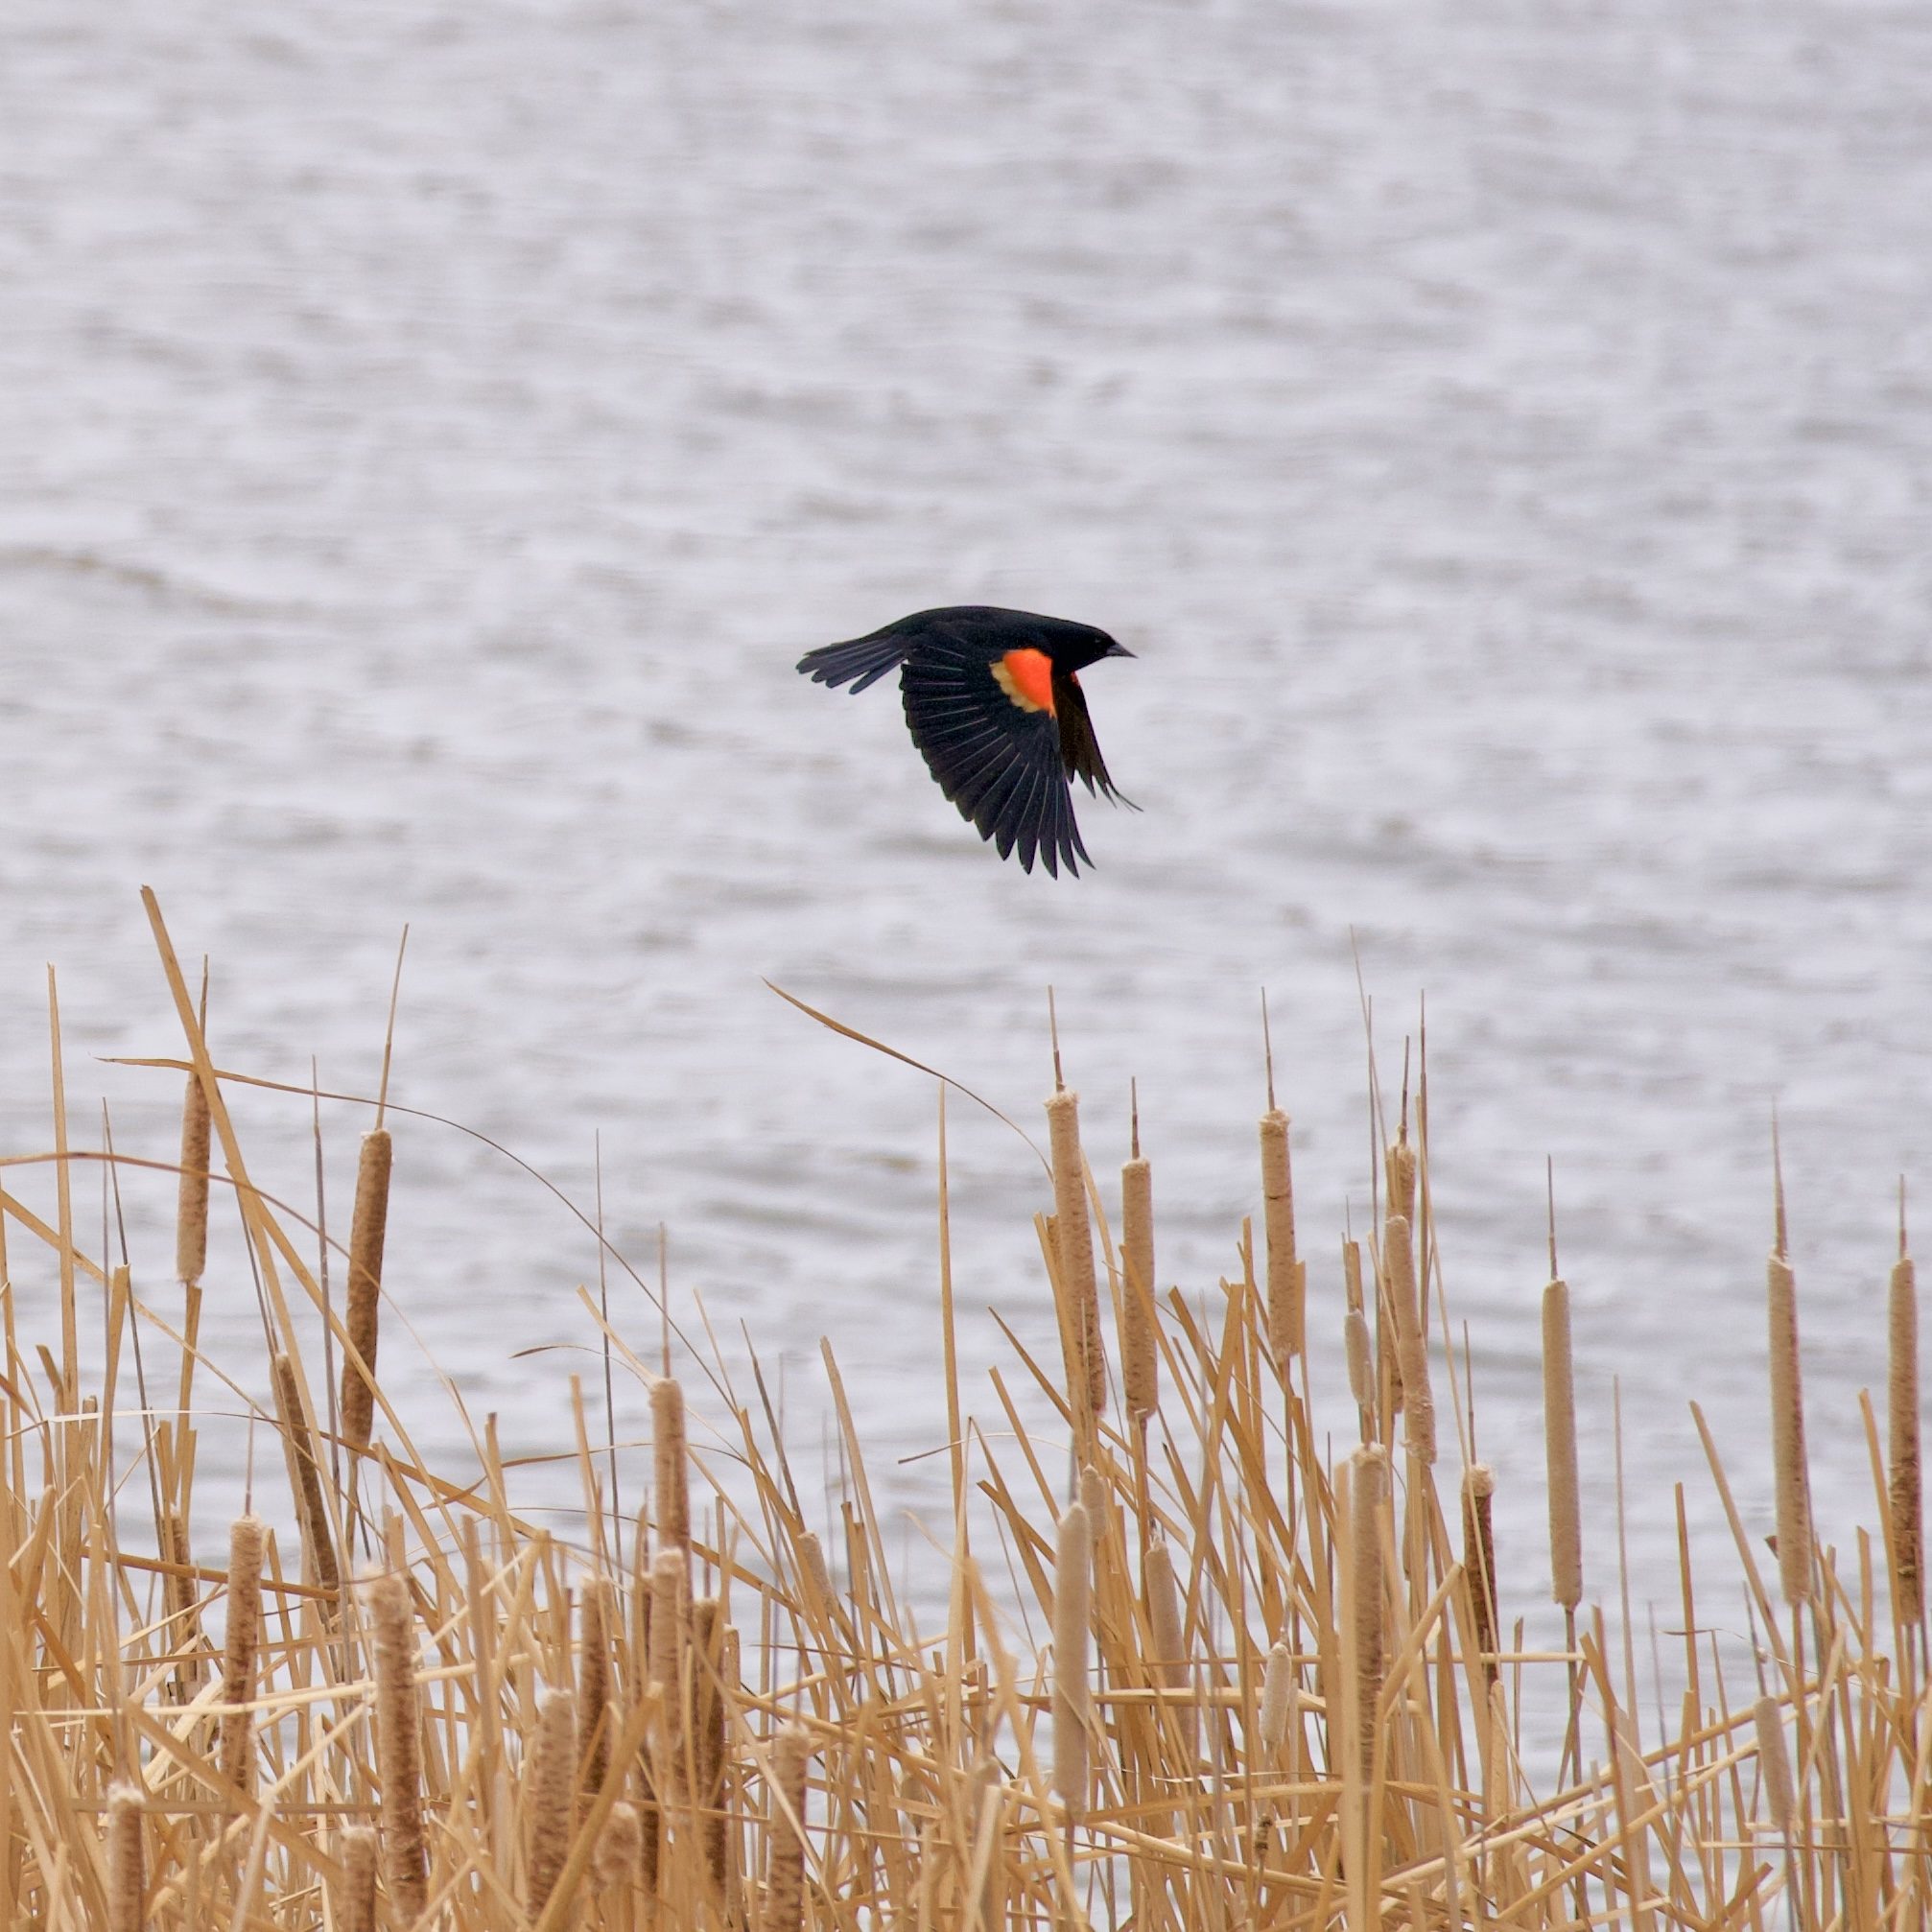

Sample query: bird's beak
[1106,642,1136,659]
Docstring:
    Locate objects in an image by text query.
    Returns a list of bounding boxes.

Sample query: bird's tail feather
[795,629,912,693]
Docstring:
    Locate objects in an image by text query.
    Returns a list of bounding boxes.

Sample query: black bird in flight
[797,605,1135,877]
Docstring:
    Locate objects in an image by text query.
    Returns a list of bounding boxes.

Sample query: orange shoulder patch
[991,648,1056,716]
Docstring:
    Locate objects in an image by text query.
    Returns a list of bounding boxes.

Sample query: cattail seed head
[340,1128,393,1452]
[1046,1088,1107,1416]
[273,1353,340,1595]
[1343,1237,1364,1317]
[1385,1215,1435,1464]
[527,1687,578,1912]
[337,1826,379,1932]
[1754,1694,1795,1833]
[1888,1250,1921,1623]
[651,1377,691,1564]
[1120,1152,1158,1422]
[1344,1308,1375,1413]
[176,1072,210,1286]
[1259,1640,1294,1755]
[1261,1109,1304,1362]
[106,1780,144,1932]
[1461,1464,1498,1681]
[1386,1132,1417,1225]
[594,1800,643,1890]
[766,1723,813,1932]
[1767,1250,1814,1607]
[1051,1501,1094,1819]
[1542,1279,1583,1611]
[161,1509,206,1703]
[1350,1447,1389,1773]
[577,1578,613,1812]
[219,1514,266,1792]
[1143,1538,1195,1759]
[363,1567,428,1923]
[648,1548,688,1774]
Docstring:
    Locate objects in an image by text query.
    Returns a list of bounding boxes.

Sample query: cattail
[795,1530,832,1619]
[161,1510,206,1703]
[1351,1447,1389,1772]
[338,1826,379,1932]
[1121,1149,1158,1422]
[766,1723,813,1932]
[1143,1538,1195,1758]
[651,1377,691,1565]
[1385,1130,1417,1224]
[648,1548,687,1780]
[595,1800,643,1889]
[1343,1237,1364,1315]
[176,1072,210,1286]
[692,1598,732,1891]
[1045,1087,1107,1415]
[1754,1694,1794,1833]
[528,1687,577,1912]
[1888,1246,1921,1623]
[1542,1278,1583,1612]
[1385,1215,1435,1464]
[106,1780,144,1932]
[1259,1640,1294,1755]
[1767,1248,1813,1606]
[219,1515,266,1792]
[272,1353,340,1594]
[1461,1464,1498,1682]
[1051,1500,1094,1820]
[577,1578,613,1812]
[1261,1108,1305,1362]
[364,1567,428,1923]
[340,1128,393,1452]
[1345,1308,1375,1413]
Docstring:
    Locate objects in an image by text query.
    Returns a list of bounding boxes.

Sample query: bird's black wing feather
[901,634,1087,876]
[1055,675,1135,807]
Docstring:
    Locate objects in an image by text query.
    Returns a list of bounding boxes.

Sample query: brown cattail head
[691,1599,733,1891]
[363,1567,429,1924]
[106,1780,144,1932]
[1767,1249,1814,1606]
[1385,1129,1417,1225]
[527,1687,578,1913]
[594,1800,643,1891]
[1385,1214,1435,1464]
[767,1722,813,1932]
[161,1509,206,1704]
[1261,1108,1304,1362]
[272,1353,340,1595]
[1344,1308,1375,1415]
[1343,1237,1364,1316]
[340,1127,393,1452]
[176,1072,211,1286]
[577,1578,613,1813]
[1349,1447,1390,1774]
[651,1377,691,1564]
[1888,1249,1921,1623]
[1045,1087,1107,1416]
[219,1514,267,1792]
[1143,1537,1195,1759]
[337,1826,379,1932]
[1051,1500,1094,1820]
[1121,1151,1158,1422]
[1259,1639,1294,1755]
[1461,1464,1498,1682]
[1541,1278,1583,1611]
[648,1547,688,1779]
[1754,1694,1795,1834]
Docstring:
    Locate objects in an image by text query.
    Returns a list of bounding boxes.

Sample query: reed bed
[0,894,1926,1929]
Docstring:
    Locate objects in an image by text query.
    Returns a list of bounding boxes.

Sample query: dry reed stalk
[106,1780,144,1932]
[1051,1500,1094,1821]
[1143,1538,1196,1760]
[1384,1214,1435,1464]
[271,1353,340,1594]
[340,1128,393,1452]
[337,1826,379,1932]
[1461,1464,1498,1683]
[651,1377,690,1565]
[1259,1640,1293,1756]
[1767,1248,1814,1606]
[160,1510,206,1703]
[577,1578,613,1814]
[1351,1446,1388,1778]
[1045,1087,1107,1415]
[767,1722,812,1932]
[1888,1248,1921,1623]
[218,1514,266,1793]
[595,1800,643,1890]
[1541,1278,1583,1612]
[364,1567,429,1924]
[527,1687,577,1913]
[1121,1149,1158,1422]
[175,1071,210,1286]
[1261,1107,1305,1363]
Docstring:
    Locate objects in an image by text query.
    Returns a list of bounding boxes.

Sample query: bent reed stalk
[0,907,1926,1930]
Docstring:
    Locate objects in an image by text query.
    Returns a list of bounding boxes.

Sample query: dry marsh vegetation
[0,889,1926,1929]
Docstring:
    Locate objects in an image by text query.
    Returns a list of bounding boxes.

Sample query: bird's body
[797,605,1134,876]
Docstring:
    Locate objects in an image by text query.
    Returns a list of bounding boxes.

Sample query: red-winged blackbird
[797,605,1135,876]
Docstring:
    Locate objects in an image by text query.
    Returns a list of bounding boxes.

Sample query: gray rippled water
[4,0,1931,1693]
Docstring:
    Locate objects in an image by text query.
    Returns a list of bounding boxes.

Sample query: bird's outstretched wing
[1054,675,1134,807]
[795,626,914,694]
[901,634,1089,877]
